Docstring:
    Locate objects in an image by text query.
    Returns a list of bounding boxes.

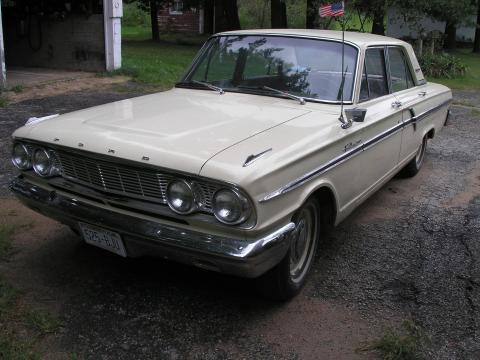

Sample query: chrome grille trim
[54,150,219,212]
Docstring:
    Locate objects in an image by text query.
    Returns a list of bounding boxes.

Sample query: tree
[149,0,160,41]
[426,0,475,49]
[474,0,480,52]
[212,0,241,32]
[350,0,387,34]
[393,0,475,50]
[306,0,318,29]
[271,0,287,28]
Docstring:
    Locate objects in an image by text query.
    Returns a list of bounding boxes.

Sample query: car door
[352,46,403,203]
[386,46,429,163]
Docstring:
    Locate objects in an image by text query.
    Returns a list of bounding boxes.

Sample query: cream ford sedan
[10,30,452,300]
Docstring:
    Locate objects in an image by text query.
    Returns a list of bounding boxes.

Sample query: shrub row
[419,53,467,79]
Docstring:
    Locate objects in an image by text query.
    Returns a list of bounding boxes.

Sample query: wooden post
[0,3,7,89]
[104,0,123,71]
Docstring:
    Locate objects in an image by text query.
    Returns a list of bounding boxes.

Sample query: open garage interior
[0,0,122,88]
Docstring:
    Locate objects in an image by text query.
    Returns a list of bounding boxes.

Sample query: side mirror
[345,108,367,123]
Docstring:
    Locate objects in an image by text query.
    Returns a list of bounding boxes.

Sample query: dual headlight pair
[12,143,61,178]
[12,142,253,226]
[166,180,252,225]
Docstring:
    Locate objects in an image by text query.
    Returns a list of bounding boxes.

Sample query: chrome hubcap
[289,204,317,282]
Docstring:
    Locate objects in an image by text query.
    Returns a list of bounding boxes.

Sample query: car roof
[216,29,406,48]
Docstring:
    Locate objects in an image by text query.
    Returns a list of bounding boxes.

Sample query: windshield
[181,35,358,103]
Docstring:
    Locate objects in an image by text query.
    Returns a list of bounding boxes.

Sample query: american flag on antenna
[319,1,344,17]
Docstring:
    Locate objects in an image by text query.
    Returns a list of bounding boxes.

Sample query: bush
[419,53,467,79]
[122,1,151,27]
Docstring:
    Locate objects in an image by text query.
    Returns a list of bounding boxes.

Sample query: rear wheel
[400,135,427,178]
[256,198,320,301]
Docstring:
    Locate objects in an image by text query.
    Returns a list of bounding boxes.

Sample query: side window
[388,47,415,93]
[359,64,369,101]
[360,48,389,101]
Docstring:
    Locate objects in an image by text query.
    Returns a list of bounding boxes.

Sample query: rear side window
[359,48,389,102]
[388,47,415,92]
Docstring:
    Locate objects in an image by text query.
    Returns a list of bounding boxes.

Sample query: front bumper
[10,176,295,278]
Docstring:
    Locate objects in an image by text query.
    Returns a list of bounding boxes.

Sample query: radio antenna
[338,11,351,129]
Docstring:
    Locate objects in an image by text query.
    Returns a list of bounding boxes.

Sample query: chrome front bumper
[10,176,295,278]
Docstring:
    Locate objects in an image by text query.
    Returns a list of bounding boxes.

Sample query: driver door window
[359,48,389,102]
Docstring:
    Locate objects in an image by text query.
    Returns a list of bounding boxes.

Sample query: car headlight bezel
[11,143,32,170]
[166,179,198,215]
[32,148,61,177]
[212,188,252,225]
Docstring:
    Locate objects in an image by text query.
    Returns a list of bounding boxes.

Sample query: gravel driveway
[0,88,479,359]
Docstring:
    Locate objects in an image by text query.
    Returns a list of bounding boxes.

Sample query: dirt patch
[254,297,383,360]
[5,76,131,104]
[440,161,480,208]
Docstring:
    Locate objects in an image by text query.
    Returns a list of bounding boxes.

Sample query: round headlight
[212,189,251,225]
[11,143,31,170]
[166,180,197,214]
[32,148,53,177]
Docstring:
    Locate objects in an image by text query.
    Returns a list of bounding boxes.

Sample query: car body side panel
[395,83,452,163]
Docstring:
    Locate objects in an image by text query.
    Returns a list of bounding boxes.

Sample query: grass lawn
[121,26,204,88]
[426,50,480,90]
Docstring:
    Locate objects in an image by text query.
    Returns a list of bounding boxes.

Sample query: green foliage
[419,53,467,78]
[0,278,17,318]
[11,85,24,94]
[122,1,151,27]
[0,225,15,259]
[428,50,480,90]
[24,310,61,335]
[0,331,39,360]
[358,320,427,360]
[238,0,306,28]
[0,96,9,107]
[238,0,270,28]
[0,278,38,360]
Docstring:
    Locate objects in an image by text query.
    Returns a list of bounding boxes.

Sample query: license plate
[79,222,127,257]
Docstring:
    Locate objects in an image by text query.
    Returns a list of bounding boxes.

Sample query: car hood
[14,88,311,174]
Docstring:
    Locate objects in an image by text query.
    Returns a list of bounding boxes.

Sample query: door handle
[391,101,402,109]
[418,91,427,97]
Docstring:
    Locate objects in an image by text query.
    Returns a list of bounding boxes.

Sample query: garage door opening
[0,0,122,89]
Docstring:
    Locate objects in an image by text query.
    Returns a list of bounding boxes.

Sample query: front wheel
[399,135,428,178]
[256,198,320,301]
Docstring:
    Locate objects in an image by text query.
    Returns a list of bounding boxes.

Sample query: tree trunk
[214,0,226,32]
[271,0,287,28]
[444,21,457,50]
[474,1,480,53]
[306,0,317,29]
[204,0,214,34]
[150,0,159,41]
[223,0,241,30]
[371,11,385,35]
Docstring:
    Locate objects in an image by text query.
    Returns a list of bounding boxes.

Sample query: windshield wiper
[263,86,306,105]
[237,85,305,105]
[191,80,225,95]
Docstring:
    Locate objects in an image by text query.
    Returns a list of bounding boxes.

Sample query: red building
[158,0,204,34]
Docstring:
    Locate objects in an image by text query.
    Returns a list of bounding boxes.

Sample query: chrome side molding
[260,99,451,203]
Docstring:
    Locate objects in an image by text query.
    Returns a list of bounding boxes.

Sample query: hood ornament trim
[243,148,272,167]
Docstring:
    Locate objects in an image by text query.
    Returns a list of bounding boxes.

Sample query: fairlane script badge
[344,139,362,152]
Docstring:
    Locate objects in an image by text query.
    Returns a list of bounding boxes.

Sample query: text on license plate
[79,222,127,257]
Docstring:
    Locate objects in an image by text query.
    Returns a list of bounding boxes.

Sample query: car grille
[55,150,219,212]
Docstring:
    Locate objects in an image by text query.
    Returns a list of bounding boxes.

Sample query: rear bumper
[10,176,294,278]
